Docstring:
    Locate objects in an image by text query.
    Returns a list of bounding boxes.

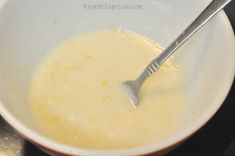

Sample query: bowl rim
[0,10,235,156]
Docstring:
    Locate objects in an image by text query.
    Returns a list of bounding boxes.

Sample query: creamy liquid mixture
[28,30,187,149]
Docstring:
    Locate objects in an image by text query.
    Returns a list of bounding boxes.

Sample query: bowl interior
[0,0,234,155]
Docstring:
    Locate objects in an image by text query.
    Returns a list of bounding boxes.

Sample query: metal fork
[123,0,231,106]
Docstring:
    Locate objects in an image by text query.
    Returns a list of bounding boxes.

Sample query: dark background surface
[0,1,234,156]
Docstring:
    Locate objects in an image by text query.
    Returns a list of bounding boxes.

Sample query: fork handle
[144,0,231,76]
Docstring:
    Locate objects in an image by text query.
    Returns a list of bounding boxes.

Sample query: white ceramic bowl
[0,0,234,155]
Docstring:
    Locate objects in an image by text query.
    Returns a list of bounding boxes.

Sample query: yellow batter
[28,30,187,149]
